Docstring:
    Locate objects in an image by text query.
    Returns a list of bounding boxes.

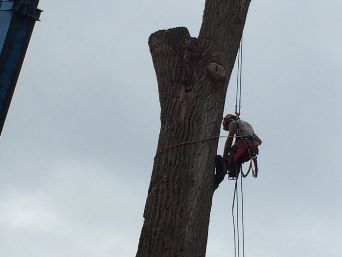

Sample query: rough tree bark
[136,1,251,257]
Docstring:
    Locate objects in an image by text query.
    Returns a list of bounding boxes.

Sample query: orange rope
[155,134,247,157]
[155,135,230,157]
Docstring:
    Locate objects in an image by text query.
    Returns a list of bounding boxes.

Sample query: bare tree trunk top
[136,1,251,257]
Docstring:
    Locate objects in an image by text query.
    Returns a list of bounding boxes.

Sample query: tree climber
[214,114,262,189]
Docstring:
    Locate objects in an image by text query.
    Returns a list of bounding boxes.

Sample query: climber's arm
[223,122,237,159]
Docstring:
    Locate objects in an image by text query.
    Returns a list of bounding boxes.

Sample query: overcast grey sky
[1,0,342,257]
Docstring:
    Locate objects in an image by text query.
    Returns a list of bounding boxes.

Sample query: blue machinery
[0,0,41,135]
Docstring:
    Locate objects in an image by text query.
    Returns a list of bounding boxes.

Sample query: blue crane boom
[0,0,41,136]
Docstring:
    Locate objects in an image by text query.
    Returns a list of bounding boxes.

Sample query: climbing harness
[239,135,259,178]
[228,125,259,180]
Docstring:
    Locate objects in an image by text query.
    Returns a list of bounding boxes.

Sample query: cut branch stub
[207,62,226,81]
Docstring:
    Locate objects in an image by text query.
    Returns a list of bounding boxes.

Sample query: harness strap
[237,132,259,178]
[241,156,258,178]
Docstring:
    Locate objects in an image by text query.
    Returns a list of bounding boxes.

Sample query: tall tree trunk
[136,1,251,257]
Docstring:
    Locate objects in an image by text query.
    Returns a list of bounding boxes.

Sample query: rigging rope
[241,169,245,257]
[232,168,246,257]
[235,37,244,117]
[232,177,238,257]
[155,134,248,157]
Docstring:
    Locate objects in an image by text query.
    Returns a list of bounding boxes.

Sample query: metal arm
[0,0,42,135]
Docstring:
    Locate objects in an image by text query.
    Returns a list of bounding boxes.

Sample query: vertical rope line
[235,36,243,116]
[239,36,243,115]
[241,167,245,257]
[236,173,240,257]
[232,180,238,257]
[235,46,241,115]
